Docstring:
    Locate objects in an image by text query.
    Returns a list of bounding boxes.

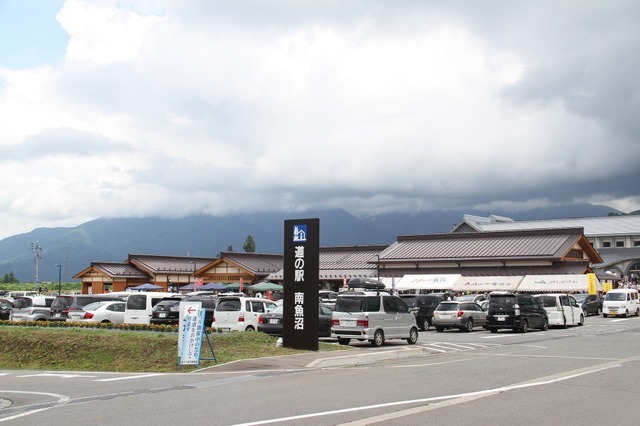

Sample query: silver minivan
[331,291,419,347]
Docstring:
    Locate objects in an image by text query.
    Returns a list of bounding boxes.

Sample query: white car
[67,301,126,324]
[534,294,584,327]
[212,296,277,331]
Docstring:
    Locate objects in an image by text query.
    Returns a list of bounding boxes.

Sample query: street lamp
[190,261,196,289]
[55,264,61,296]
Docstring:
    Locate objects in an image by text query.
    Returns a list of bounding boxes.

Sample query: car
[456,294,487,303]
[399,293,446,331]
[50,294,125,321]
[10,296,55,322]
[67,301,126,324]
[150,296,185,325]
[319,291,338,304]
[432,301,488,332]
[486,293,549,333]
[212,296,277,331]
[0,298,13,320]
[331,290,419,347]
[534,294,584,327]
[258,304,335,337]
[573,293,602,316]
[602,288,640,318]
[4,291,38,302]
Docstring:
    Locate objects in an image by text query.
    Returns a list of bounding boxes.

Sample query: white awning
[394,274,461,291]
[517,274,602,293]
[453,276,524,292]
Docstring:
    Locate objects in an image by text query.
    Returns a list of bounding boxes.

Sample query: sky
[0,0,639,241]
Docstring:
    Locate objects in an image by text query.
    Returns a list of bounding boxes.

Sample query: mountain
[0,203,620,283]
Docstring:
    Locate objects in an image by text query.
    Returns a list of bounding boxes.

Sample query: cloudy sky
[0,0,639,241]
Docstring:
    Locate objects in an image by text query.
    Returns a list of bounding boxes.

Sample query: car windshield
[457,295,475,301]
[489,296,516,309]
[156,299,182,307]
[573,294,586,302]
[605,292,626,301]
[536,296,557,308]
[217,299,241,311]
[13,298,33,308]
[334,296,381,313]
[51,296,72,309]
[436,303,459,311]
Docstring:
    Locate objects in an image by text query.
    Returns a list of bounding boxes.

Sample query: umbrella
[178,283,195,291]
[130,283,164,291]
[249,282,283,292]
[200,282,228,291]
[225,282,242,290]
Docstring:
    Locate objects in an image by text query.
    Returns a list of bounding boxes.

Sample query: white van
[534,294,584,327]
[125,292,177,325]
[6,291,38,302]
[212,295,277,331]
[602,289,640,318]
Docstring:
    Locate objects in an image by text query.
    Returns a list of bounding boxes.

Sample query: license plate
[54,313,61,318]
[159,313,167,318]
[340,319,356,327]
[610,311,617,315]
[269,319,279,324]
[497,316,506,321]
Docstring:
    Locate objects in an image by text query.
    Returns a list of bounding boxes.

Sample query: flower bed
[0,320,217,334]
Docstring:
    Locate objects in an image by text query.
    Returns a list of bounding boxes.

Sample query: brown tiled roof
[379,228,600,263]
[91,262,151,278]
[220,252,283,274]
[128,254,217,274]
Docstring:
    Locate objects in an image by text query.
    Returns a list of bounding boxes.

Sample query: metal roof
[220,252,283,274]
[379,228,593,262]
[456,214,640,237]
[91,262,151,278]
[128,254,217,273]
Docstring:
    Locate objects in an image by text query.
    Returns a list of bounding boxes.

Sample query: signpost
[283,218,319,351]
[178,301,216,367]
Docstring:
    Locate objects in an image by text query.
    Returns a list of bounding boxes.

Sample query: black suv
[399,293,446,331]
[184,294,218,324]
[486,293,548,333]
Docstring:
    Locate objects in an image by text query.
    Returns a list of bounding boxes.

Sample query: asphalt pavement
[197,344,428,372]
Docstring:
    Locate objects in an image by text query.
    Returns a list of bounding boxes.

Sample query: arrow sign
[187,306,196,315]
[178,301,202,356]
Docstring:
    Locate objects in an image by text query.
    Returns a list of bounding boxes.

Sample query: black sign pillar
[283,218,319,350]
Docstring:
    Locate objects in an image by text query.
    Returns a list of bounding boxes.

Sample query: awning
[452,276,524,292]
[394,274,461,291]
[517,274,602,293]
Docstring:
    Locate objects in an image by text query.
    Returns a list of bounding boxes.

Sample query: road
[2,314,640,425]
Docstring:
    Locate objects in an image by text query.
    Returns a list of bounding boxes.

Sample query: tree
[227,245,234,252]
[1,272,19,283]
[243,235,256,253]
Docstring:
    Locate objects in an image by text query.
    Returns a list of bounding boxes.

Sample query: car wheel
[540,317,549,331]
[520,320,529,333]
[420,317,430,331]
[625,310,630,318]
[101,320,111,324]
[337,338,350,346]
[464,318,474,332]
[435,326,444,332]
[407,327,418,344]
[597,307,602,315]
[371,329,384,347]
[489,328,498,333]
[603,313,607,318]
[578,314,584,326]
[245,325,255,332]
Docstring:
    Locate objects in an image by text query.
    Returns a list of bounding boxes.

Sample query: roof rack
[346,278,387,291]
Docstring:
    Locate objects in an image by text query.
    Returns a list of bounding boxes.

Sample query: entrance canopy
[452,276,524,292]
[517,274,602,293]
[394,274,461,291]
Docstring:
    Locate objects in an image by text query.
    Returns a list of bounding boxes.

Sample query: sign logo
[293,224,307,242]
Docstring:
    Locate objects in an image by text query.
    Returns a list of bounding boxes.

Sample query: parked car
[4,291,38,302]
[50,294,125,321]
[212,296,277,331]
[331,290,419,347]
[258,304,334,337]
[432,301,487,332]
[67,301,126,324]
[486,293,549,333]
[319,291,338,304]
[10,296,55,322]
[456,294,487,303]
[534,294,584,327]
[125,292,177,325]
[0,298,13,320]
[573,293,602,316]
[399,293,446,331]
[150,296,185,325]
[602,288,640,318]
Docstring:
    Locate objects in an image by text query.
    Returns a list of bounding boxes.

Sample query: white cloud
[0,0,639,238]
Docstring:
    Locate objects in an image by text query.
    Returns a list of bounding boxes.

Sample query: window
[616,240,625,247]
[251,301,265,313]
[217,299,241,311]
[602,241,612,248]
[634,240,640,247]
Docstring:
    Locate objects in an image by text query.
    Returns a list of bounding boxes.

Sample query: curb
[306,347,425,368]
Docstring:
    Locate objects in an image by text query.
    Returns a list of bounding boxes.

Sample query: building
[453,214,640,283]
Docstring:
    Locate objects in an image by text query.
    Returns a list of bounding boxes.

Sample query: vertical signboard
[283,218,319,351]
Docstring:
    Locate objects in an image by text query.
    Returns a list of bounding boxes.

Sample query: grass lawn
[0,327,344,372]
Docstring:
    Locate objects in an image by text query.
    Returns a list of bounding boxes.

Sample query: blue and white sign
[293,224,307,242]
[179,301,204,365]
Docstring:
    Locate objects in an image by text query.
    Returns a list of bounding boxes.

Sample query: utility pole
[31,241,42,291]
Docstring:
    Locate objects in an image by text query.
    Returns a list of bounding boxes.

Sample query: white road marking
[94,373,166,382]
[16,373,96,379]
[0,390,69,423]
